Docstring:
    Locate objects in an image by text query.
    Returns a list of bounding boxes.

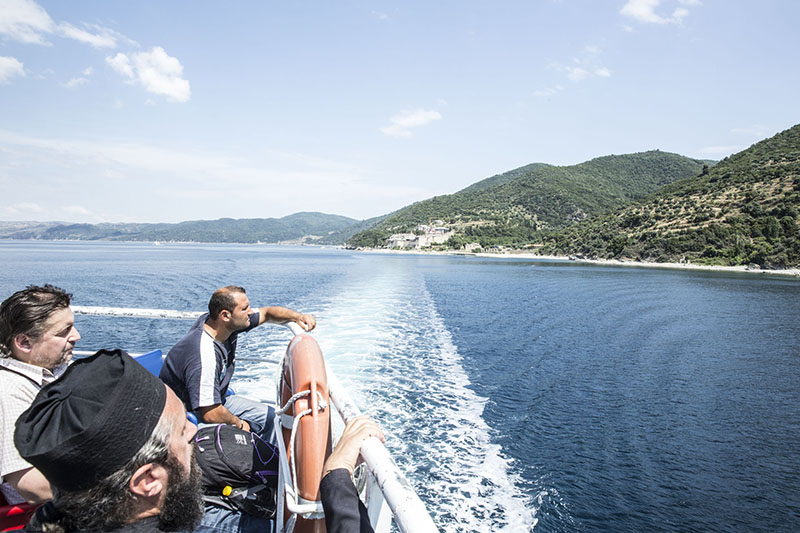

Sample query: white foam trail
[236,258,537,531]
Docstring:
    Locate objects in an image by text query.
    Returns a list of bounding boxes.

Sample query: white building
[386,233,417,249]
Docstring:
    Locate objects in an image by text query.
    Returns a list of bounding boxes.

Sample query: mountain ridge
[348,150,709,248]
[0,212,358,244]
[538,124,800,267]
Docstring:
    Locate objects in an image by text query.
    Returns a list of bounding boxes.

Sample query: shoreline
[355,247,800,278]
[3,239,798,278]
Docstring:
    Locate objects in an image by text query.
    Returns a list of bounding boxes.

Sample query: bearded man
[15,349,205,532]
[160,285,315,434]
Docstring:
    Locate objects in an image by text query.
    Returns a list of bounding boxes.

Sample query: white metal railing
[72,305,204,320]
[72,306,438,533]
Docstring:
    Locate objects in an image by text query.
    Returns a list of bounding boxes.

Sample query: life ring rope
[277,389,329,522]
[277,390,328,429]
[274,350,329,528]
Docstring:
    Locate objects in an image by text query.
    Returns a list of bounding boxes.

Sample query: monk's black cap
[14,349,167,492]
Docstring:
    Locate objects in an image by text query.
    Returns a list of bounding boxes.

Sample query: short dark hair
[208,286,246,320]
[0,285,72,357]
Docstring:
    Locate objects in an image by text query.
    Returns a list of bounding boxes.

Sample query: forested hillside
[349,151,707,248]
[0,212,358,244]
[539,125,800,267]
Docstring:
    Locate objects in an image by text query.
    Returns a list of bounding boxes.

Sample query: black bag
[194,424,280,518]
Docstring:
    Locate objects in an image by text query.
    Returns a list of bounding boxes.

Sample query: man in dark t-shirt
[160,285,315,434]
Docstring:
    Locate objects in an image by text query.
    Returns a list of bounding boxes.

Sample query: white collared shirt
[0,356,67,504]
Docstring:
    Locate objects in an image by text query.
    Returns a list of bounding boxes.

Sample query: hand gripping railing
[72,306,438,533]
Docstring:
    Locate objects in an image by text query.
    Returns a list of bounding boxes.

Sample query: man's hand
[323,416,385,476]
[296,313,316,332]
[259,306,316,331]
[240,419,251,432]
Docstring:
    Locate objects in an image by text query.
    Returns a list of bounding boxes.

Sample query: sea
[1,241,799,533]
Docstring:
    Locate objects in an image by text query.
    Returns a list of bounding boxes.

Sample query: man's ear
[13,334,32,354]
[129,463,167,500]
[220,309,231,322]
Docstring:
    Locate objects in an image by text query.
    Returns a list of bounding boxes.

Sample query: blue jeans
[195,504,274,533]
[194,394,276,441]
[222,394,276,439]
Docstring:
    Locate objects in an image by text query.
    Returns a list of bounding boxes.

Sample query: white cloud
[106,53,134,79]
[620,0,701,25]
[533,85,564,97]
[672,7,689,20]
[565,66,589,81]
[0,202,99,222]
[621,0,667,23]
[62,205,91,216]
[62,65,94,88]
[63,76,88,88]
[57,22,120,49]
[33,67,53,80]
[0,0,54,44]
[2,202,46,218]
[0,56,25,83]
[371,10,390,21]
[381,108,442,138]
[0,0,130,49]
[584,45,601,56]
[553,45,611,83]
[106,47,191,102]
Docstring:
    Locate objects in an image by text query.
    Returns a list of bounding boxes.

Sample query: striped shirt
[160,312,259,411]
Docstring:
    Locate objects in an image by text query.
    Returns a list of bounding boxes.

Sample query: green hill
[539,125,800,268]
[456,162,552,194]
[0,212,358,244]
[348,151,707,248]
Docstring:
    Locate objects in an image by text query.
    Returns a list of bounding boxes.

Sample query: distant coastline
[3,238,798,278]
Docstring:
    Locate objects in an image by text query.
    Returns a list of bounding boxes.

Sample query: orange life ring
[280,333,332,533]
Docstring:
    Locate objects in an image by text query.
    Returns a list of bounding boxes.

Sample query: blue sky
[1,0,798,223]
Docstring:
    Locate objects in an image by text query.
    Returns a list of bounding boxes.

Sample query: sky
[1,0,799,224]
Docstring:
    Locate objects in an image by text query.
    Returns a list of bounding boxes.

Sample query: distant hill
[348,151,708,248]
[314,213,392,245]
[0,212,359,244]
[539,125,800,268]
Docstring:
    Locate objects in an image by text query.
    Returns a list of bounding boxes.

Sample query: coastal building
[386,222,454,249]
[387,233,417,249]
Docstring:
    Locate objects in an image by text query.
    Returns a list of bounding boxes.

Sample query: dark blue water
[420,257,800,532]
[2,242,799,532]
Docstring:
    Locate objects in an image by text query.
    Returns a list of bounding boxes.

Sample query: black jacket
[320,469,374,533]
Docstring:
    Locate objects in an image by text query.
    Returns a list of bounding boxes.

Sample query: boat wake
[236,258,537,531]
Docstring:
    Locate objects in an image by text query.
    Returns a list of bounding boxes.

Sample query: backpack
[194,424,280,518]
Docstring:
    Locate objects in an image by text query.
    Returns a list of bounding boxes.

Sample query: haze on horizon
[1,0,798,224]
